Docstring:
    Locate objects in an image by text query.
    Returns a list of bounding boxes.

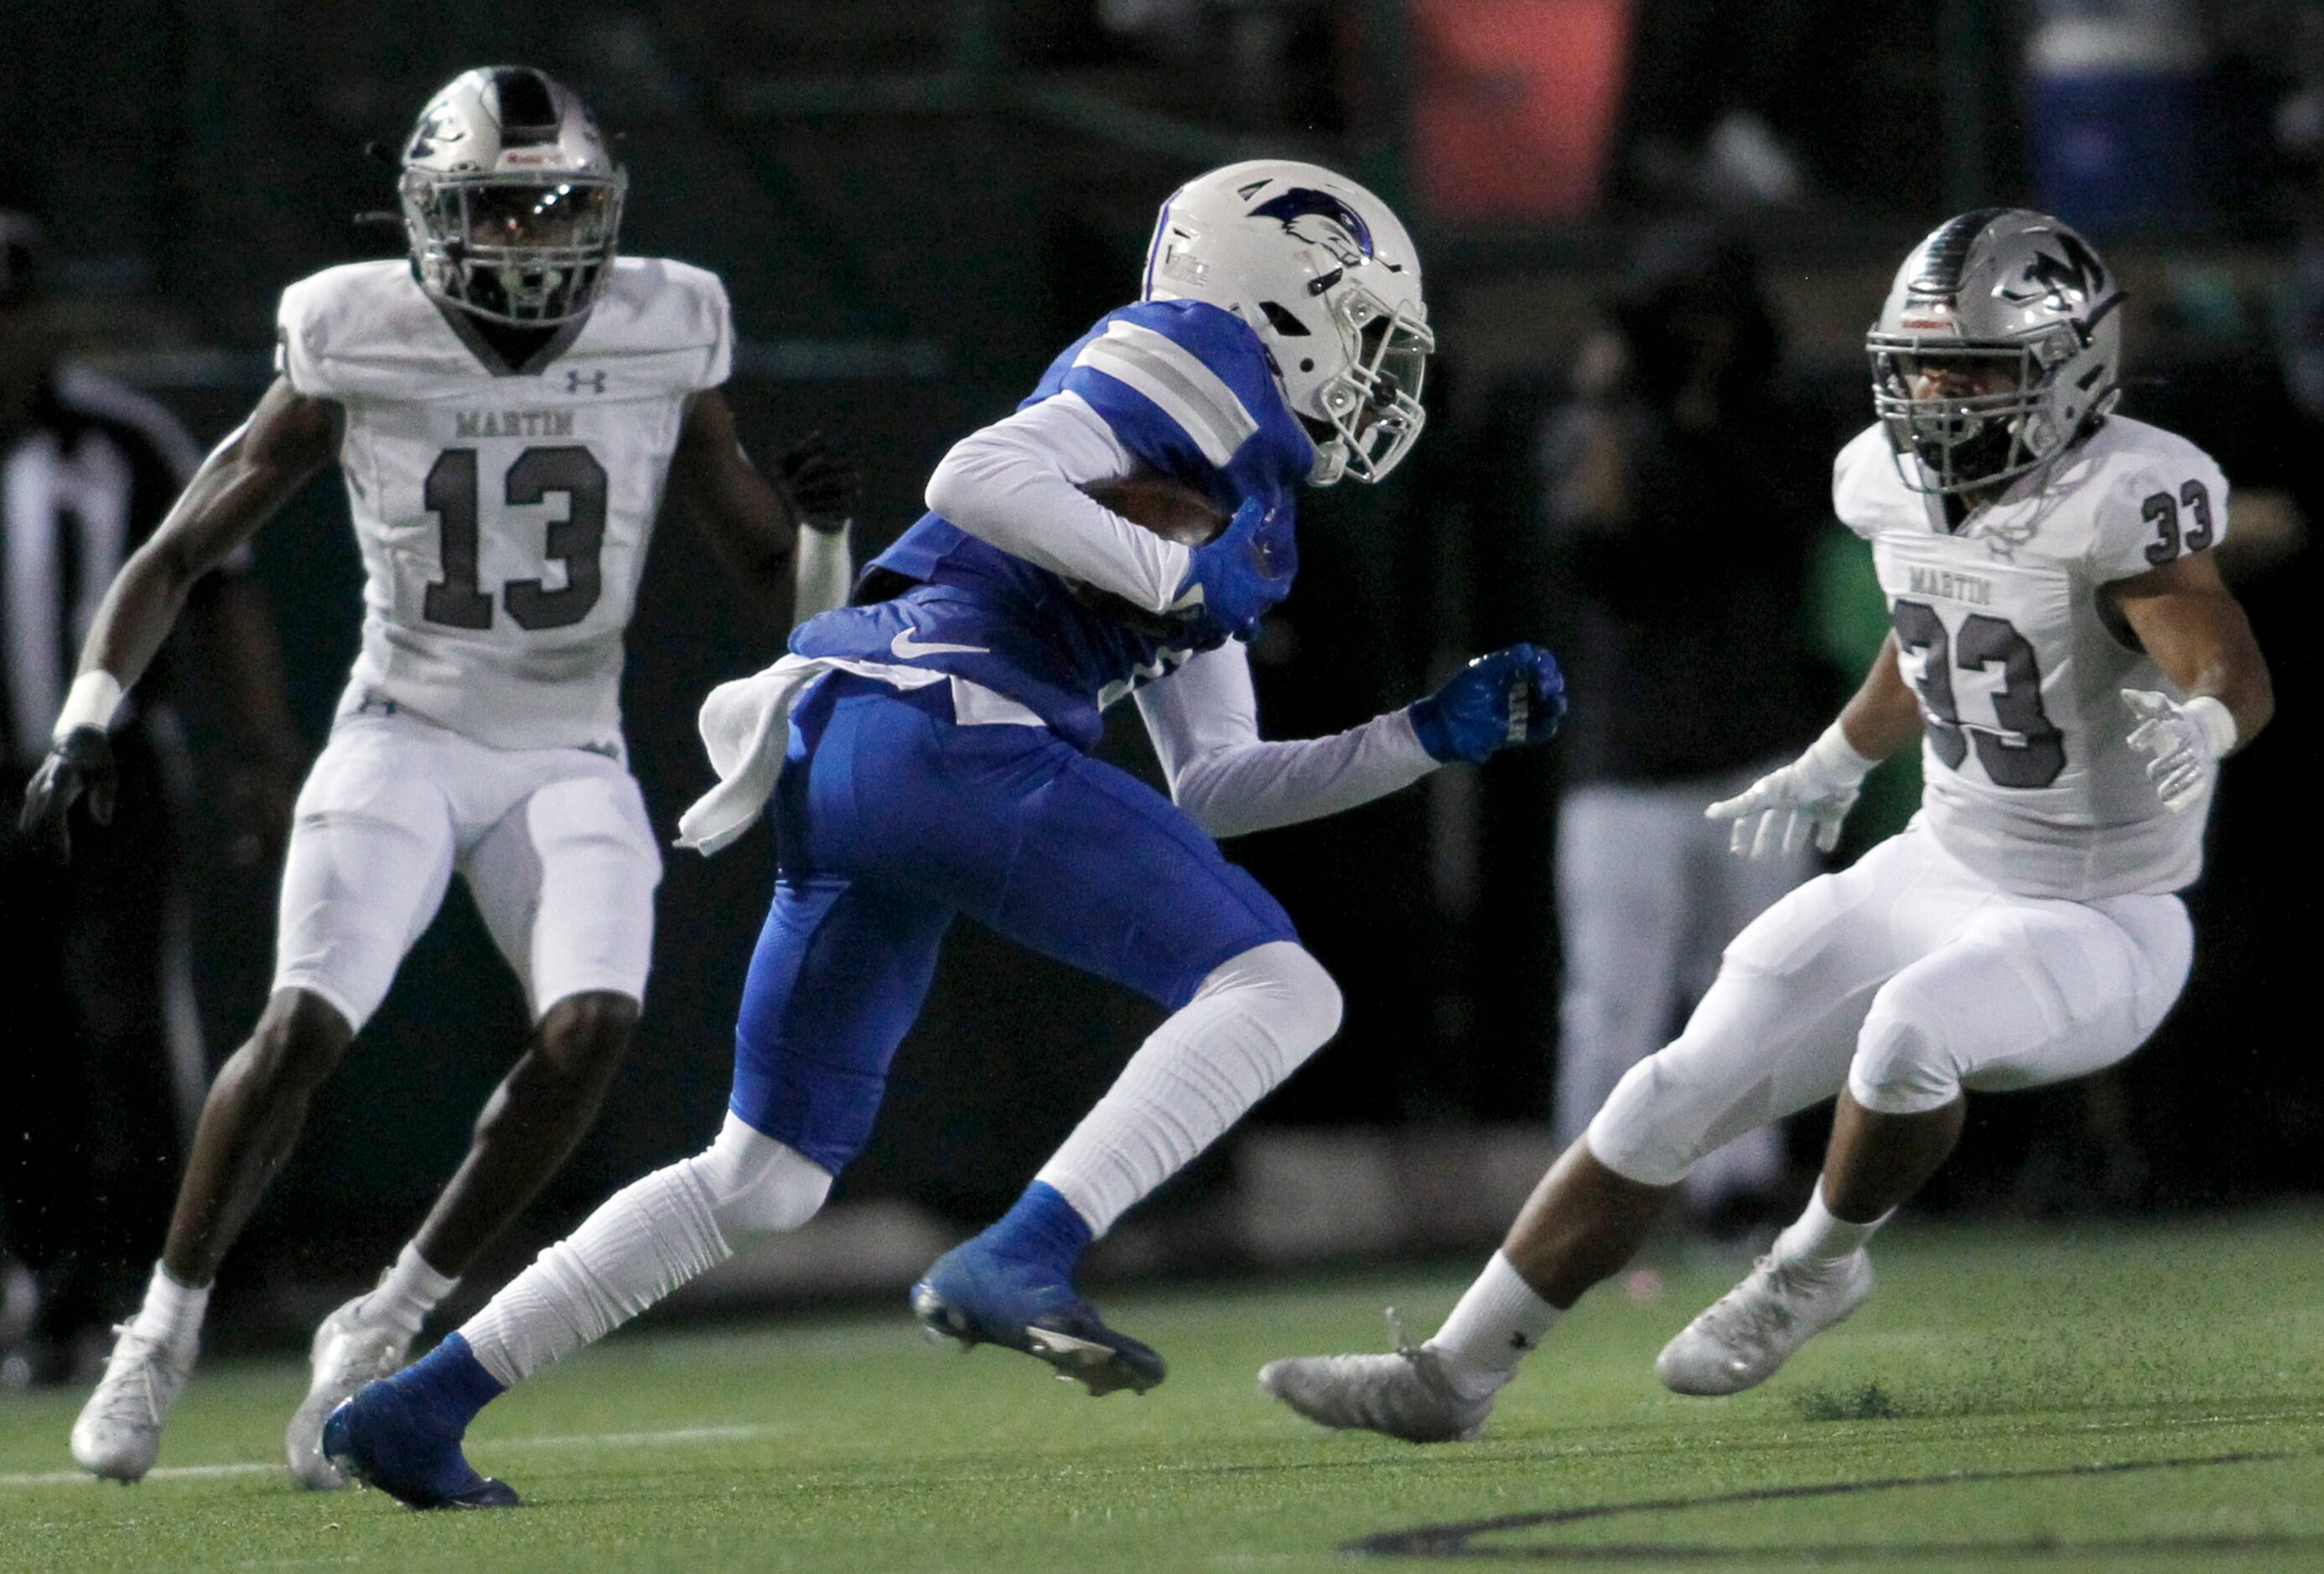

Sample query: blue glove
[1170,496,1296,648]
[1408,644,1567,764]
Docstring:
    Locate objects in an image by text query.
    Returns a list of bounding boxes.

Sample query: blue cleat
[911,1239,1166,1396]
[319,1336,517,1510]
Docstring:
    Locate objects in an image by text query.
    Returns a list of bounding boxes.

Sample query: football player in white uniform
[18,67,857,1486]
[1260,208,2274,1442]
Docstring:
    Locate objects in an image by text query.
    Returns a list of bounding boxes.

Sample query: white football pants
[272,707,661,1030]
[1554,766,1813,1204]
[1587,819,2192,1188]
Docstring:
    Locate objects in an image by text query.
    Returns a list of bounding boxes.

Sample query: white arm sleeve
[791,524,853,626]
[1135,643,1440,840]
[923,392,1194,614]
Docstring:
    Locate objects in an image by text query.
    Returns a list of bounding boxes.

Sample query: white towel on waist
[676,655,976,855]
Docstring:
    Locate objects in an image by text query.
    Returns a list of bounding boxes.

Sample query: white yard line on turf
[0,1422,792,1488]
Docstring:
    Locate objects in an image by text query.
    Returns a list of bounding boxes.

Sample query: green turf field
[3,1210,2319,1573]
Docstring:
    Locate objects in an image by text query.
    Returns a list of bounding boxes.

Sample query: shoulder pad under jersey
[1053,299,1292,479]
[2069,417,2231,582]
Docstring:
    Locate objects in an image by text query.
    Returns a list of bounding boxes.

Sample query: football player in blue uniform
[323,159,1566,1508]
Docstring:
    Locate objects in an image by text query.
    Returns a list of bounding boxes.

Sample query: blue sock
[396,1333,506,1432]
[978,1182,1092,1281]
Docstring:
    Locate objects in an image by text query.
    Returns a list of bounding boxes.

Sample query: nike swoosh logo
[890,629,989,660]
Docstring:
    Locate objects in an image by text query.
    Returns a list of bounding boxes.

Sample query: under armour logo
[566,369,607,395]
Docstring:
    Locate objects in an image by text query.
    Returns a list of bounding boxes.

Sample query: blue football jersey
[793,299,1315,753]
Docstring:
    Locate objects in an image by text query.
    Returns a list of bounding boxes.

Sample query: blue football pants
[728,674,1298,1173]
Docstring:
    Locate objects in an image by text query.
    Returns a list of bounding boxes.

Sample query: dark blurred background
[2,0,2316,1351]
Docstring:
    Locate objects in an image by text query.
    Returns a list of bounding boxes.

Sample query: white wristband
[1805,718,1878,784]
[792,520,854,626]
[2184,695,2237,759]
[54,671,123,738]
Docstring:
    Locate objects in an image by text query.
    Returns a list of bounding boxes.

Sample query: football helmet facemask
[1144,159,1432,486]
[399,66,625,327]
[1867,207,2124,495]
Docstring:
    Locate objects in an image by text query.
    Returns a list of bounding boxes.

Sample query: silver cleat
[1656,1249,1874,1396]
[71,1321,198,1483]
[1258,1311,1494,1443]
[287,1287,413,1490]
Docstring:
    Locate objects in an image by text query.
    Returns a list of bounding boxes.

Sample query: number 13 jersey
[276,256,732,751]
[1831,415,2230,901]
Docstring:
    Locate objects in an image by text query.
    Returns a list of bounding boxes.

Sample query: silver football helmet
[1867,208,2124,495]
[1144,160,1432,485]
[399,67,625,327]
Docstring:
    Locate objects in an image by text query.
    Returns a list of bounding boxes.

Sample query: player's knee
[537,991,640,1080]
[1849,988,1962,1115]
[1214,940,1343,1048]
[1585,1040,1761,1188]
[1273,943,1344,1046]
[243,988,355,1092]
[692,1115,832,1238]
[1585,1055,1695,1188]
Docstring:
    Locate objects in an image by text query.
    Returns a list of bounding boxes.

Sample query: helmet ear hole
[1258,300,1312,337]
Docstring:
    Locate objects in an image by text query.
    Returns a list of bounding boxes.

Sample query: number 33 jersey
[276,256,732,751]
[1831,416,2229,901]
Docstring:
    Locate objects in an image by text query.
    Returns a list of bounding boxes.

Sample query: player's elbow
[923,437,990,525]
[925,424,1045,534]
[2234,658,2275,744]
[1169,751,1263,840]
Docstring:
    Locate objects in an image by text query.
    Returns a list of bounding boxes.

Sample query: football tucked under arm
[922,394,1194,613]
[1068,475,1229,634]
[1135,644,1439,840]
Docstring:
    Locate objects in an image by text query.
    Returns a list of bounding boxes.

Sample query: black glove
[20,726,117,862]
[774,430,860,535]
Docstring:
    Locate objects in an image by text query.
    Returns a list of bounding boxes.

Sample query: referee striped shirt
[1,365,205,764]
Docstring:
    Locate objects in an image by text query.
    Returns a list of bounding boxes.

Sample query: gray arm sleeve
[1134,643,1439,840]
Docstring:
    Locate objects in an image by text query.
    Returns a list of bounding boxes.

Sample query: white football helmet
[399,67,625,327]
[1867,207,2124,495]
[1144,160,1432,485]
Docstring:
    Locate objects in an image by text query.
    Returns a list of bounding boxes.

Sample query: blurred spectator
[0,211,298,1385]
[1536,225,1827,1233]
[1614,0,1817,208]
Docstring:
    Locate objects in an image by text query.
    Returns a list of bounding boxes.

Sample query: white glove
[2123,689,2235,814]
[1705,722,1877,858]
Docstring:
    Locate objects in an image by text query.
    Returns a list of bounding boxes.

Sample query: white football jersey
[1832,416,2229,900]
[276,256,730,751]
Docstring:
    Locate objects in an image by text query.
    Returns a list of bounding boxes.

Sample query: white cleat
[70,1322,198,1483]
[286,1291,412,1490]
[1258,1315,1494,1443]
[1656,1249,1874,1397]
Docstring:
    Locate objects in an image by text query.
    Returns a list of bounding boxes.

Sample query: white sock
[1774,1180,1891,1265]
[360,1242,459,1336]
[1035,942,1341,1236]
[1424,1251,1560,1401]
[130,1263,210,1344]
[457,1116,830,1390]
[460,1162,732,1388]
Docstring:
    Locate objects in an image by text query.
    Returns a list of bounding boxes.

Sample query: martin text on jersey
[453,408,579,440]
[1906,565,1994,606]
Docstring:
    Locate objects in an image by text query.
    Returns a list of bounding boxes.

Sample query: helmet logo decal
[1248,188,1375,268]
[1997,232,2109,312]
[406,105,466,162]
